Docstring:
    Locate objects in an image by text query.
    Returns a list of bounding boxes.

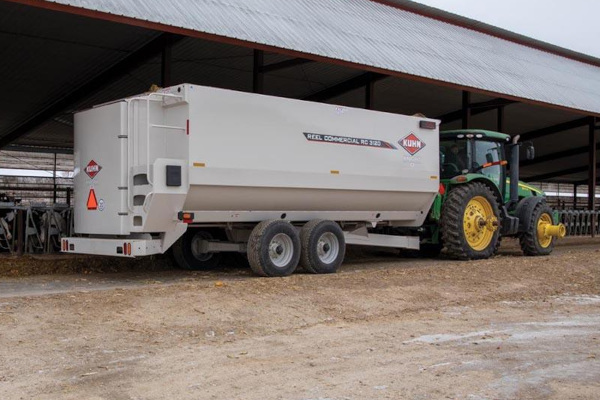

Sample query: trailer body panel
[69,84,440,256]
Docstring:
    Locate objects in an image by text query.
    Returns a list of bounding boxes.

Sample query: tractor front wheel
[441,182,501,260]
[519,203,556,256]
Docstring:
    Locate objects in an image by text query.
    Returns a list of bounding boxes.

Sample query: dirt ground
[0,237,599,400]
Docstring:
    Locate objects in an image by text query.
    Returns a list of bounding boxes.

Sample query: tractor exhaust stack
[509,135,520,209]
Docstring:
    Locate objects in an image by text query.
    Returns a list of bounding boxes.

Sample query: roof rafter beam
[469,98,517,110]
[522,142,600,167]
[574,178,600,185]
[260,58,314,73]
[437,98,517,125]
[0,32,184,149]
[302,72,386,102]
[524,162,600,182]
[519,117,589,141]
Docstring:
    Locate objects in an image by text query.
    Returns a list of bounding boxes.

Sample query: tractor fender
[515,196,546,233]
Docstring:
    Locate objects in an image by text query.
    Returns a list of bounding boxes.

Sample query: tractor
[421,129,566,259]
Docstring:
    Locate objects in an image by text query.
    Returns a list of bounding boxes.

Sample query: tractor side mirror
[524,142,535,160]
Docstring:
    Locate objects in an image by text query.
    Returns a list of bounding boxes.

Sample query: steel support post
[253,49,264,94]
[16,209,24,256]
[497,106,505,132]
[365,80,375,110]
[462,91,471,129]
[589,117,597,237]
[53,152,57,204]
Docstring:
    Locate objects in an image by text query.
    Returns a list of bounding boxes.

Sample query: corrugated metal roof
[42,0,600,115]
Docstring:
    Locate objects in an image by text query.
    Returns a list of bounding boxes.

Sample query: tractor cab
[440,130,509,192]
[439,129,537,205]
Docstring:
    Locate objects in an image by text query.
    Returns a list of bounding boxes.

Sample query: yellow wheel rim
[536,213,553,248]
[463,196,498,251]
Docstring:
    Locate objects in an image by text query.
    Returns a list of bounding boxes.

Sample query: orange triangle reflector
[87,188,98,210]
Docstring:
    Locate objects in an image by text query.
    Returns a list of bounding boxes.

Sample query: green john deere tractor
[422,129,566,259]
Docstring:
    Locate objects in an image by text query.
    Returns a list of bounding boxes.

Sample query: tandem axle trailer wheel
[247,220,301,277]
[171,229,223,270]
[247,219,346,277]
[171,220,347,277]
[300,220,346,274]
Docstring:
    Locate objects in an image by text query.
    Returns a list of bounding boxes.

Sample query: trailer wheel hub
[269,233,294,267]
[190,231,215,262]
[463,196,498,251]
[317,232,340,264]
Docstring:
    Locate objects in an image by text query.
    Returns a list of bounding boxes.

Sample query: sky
[412,0,600,58]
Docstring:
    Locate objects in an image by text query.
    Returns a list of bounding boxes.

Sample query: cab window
[474,141,503,187]
[440,139,471,179]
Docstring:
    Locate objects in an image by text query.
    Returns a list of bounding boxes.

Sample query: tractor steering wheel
[442,163,460,177]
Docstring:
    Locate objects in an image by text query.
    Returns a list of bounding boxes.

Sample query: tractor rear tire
[441,182,501,260]
[519,203,555,256]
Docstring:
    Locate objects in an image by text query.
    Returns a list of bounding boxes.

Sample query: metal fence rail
[0,203,73,255]
[555,210,600,237]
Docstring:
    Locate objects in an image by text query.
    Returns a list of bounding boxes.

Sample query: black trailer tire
[171,229,223,270]
[519,203,555,256]
[247,220,301,277]
[300,220,346,274]
[420,243,443,258]
[441,182,501,260]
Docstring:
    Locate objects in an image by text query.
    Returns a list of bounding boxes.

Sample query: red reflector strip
[87,189,98,210]
[186,119,190,136]
[438,183,446,195]
[122,242,132,256]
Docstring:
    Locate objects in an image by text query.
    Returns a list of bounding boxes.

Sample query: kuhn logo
[399,133,425,155]
[85,160,102,179]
